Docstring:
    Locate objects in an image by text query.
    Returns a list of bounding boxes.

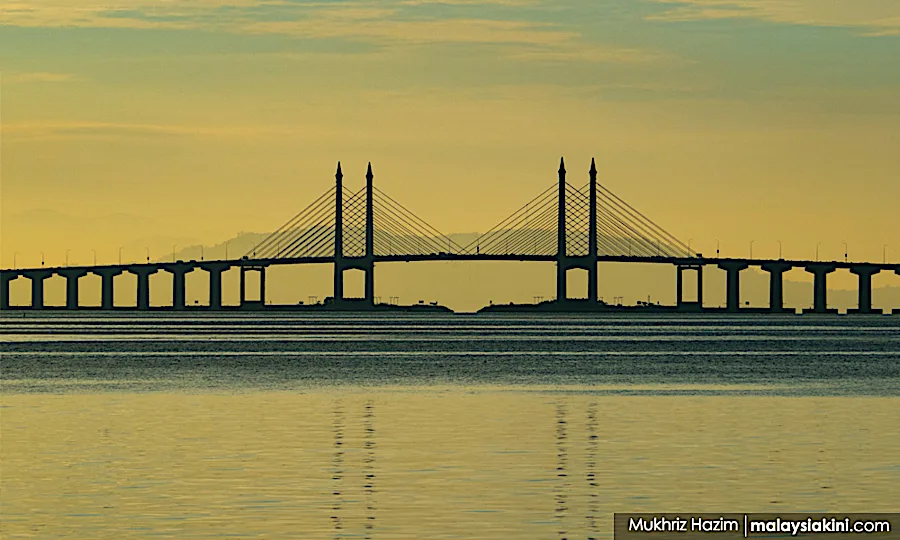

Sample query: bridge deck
[2,255,897,275]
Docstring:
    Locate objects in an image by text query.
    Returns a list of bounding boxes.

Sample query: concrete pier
[240,265,266,307]
[93,268,123,309]
[848,265,881,314]
[760,262,793,313]
[717,261,749,312]
[0,271,15,310]
[676,265,703,311]
[129,266,159,310]
[804,263,837,314]
[895,267,900,315]
[163,263,194,310]
[25,270,54,309]
[201,263,231,309]
[57,269,88,309]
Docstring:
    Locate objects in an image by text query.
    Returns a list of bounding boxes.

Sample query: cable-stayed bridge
[2,158,898,314]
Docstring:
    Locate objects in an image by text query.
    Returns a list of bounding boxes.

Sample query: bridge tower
[556,158,599,303]
[587,157,598,303]
[333,162,376,307]
[334,161,344,301]
[556,158,567,302]
[364,162,375,305]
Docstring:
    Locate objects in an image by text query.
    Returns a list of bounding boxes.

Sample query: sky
[2,0,899,297]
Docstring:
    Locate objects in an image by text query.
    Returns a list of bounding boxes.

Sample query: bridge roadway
[1,254,898,314]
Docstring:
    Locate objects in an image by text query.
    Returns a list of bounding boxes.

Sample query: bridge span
[2,159,898,314]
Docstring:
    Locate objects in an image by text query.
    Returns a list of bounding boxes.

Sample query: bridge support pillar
[261,267,266,306]
[240,265,266,308]
[803,264,837,314]
[164,264,194,310]
[698,267,703,307]
[896,268,900,315]
[130,267,159,310]
[26,270,53,310]
[761,262,793,313]
[556,264,567,304]
[587,263,598,303]
[333,266,344,304]
[677,266,681,303]
[201,263,231,310]
[0,271,15,310]
[849,265,881,314]
[676,265,703,310]
[365,266,375,305]
[93,268,123,310]
[58,269,88,309]
[717,262,749,312]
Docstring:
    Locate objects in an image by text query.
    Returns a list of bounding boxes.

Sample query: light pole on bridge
[843,242,848,262]
[715,239,720,258]
[13,252,17,270]
[92,249,97,266]
[65,249,71,267]
[119,246,124,265]
[200,246,204,261]
[145,247,150,263]
[778,240,782,259]
[815,242,821,262]
[172,245,178,262]
[40,252,45,267]
[749,240,754,260]
[225,241,230,261]
[885,244,889,264]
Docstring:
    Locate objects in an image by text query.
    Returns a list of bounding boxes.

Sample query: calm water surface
[2,313,899,538]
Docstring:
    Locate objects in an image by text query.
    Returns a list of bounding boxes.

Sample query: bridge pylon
[333,162,376,307]
[556,157,599,303]
[556,158,567,303]
[334,161,344,302]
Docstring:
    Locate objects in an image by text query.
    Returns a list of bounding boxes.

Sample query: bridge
[1,158,898,314]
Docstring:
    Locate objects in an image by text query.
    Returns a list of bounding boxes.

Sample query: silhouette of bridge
[2,158,898,314]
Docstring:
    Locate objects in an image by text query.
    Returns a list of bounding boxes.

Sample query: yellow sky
[2,0,899,292]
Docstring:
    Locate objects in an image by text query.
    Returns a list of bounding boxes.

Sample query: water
[2,313,899,538]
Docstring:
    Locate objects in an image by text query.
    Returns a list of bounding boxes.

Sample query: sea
[1,312,898,538]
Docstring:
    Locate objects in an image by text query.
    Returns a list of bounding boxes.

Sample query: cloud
[0,1,663,62]
[243,17,575,45]
[649,0,900,36]
[505,45,669,63]
[2,72,77,84]
[1,120,388,143]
